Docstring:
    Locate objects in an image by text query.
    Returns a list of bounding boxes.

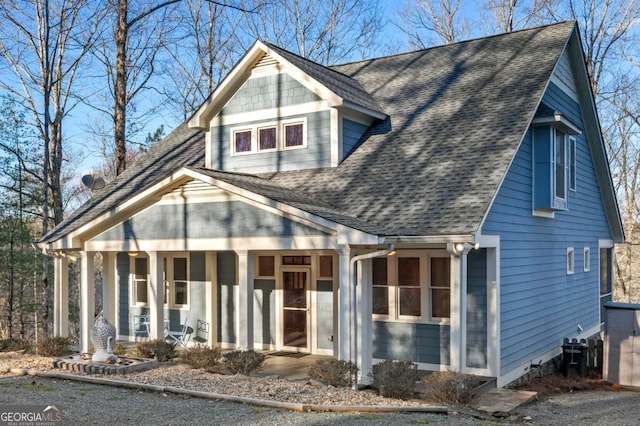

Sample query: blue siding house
[39,21,623,387]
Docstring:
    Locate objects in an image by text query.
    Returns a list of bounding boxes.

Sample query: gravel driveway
[1,374,639,425]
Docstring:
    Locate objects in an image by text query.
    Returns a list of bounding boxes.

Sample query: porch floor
[256,351,332,381]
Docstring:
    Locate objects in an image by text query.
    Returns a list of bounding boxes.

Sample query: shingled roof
[41,21,577,244]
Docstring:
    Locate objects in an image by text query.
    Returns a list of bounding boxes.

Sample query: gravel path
[0,375,478,425]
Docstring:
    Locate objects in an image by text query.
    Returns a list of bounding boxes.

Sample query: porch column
[449,250,468,372]
[102,252,117,329]
[206,251,218,347]
[148,252,165,339]
[53,256,69,337]
[80,251,95,353]
[237,250,254,350]
[357,258,373,384]
[337,246,351,361]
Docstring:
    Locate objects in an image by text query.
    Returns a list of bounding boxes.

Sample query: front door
[282,268,310,351]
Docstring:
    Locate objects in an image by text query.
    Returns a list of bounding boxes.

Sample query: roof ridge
[331,20,576,68]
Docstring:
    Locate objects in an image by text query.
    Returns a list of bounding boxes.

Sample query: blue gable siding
[210,111,332,173]
[342,118,369,160]
[482,81,612,375]
[221,73,320,115]
[93,200,330,242]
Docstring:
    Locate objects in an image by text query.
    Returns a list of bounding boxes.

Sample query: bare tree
[397,0,469,47]
[160,0,242,120]
[239,0,384,65]
[0,0,101,335]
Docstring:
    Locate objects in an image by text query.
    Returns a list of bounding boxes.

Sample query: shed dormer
[188,41,386,174]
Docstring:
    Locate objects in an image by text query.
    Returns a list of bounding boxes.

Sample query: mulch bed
[515,372,632,397]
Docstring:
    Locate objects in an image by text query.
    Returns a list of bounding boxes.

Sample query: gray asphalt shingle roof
[41,21,576,244]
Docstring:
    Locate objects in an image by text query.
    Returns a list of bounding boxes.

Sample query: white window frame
[428,255,452,321]
[164,254,190,309]
[257,124,278,152]
[281,118,307,150]
[231,127,254,155]
[567,247,575,275]
[229,118,307,155]
[130,256,149,307]
[371,250,448,324]
[583,247,590,272]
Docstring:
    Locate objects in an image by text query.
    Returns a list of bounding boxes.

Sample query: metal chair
[192,319,210,344]
[133,314,150,340]
[166,316,191,347]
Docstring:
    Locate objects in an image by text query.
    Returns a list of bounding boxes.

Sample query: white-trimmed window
[164,256,189,309]
[230,118,306,155]
[132,256,148,305]
[233,129,252,154]
[258,126,277,151]
[371,251,449,323]
[583,247,590,272]
[283,121,305,148]
[567,247,575,275]
[430,257,451,319]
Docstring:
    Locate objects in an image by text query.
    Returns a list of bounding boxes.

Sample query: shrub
[421,371,480,405]
[308,359,358,388]
[0,338,31,353]
[222,350,265,375]
[36,337,73,357]
[112,343,128,356]
[179,345,221,370]
[370,360,418,399]
[130,339,176,362]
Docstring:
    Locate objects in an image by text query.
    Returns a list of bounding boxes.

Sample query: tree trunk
[115,0,128,176]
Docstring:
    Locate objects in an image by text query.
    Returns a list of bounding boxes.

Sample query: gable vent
[160,179,227,202]
[254,52,278,69]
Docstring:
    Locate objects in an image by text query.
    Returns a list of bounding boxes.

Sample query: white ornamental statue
[91,315,116,362]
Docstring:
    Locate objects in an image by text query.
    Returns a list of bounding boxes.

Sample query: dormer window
[234,129,252,153]
[230,118,306,156]
[258,127,277,151]
[284,122,304,148]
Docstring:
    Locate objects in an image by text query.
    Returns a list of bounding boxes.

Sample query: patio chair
[166,316,192,347]
[133,314,150,340]
[192,319,210,344]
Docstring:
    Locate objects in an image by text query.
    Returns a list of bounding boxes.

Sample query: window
[371,251,448,322]
[282,255,311,265]
[319,255,333,278]
[583,247,590,272]
[230,118,306,155]
[258,127,277,151]
[554,129,566,200]
[284,122,304,148]
[258,256,275,277]
[163,256,189,308]
[569,136,576,191]
[600,247,613,322]
[233,129,252,153]
[372,257,389,315]
[133,257,148,305]
[430,257,451,318]
[173,257,188,306]
[567,247,574,275]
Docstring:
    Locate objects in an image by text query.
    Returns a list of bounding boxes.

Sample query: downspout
[348,244,395,369]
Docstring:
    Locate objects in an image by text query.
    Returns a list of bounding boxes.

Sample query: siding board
[482,81,612,375]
